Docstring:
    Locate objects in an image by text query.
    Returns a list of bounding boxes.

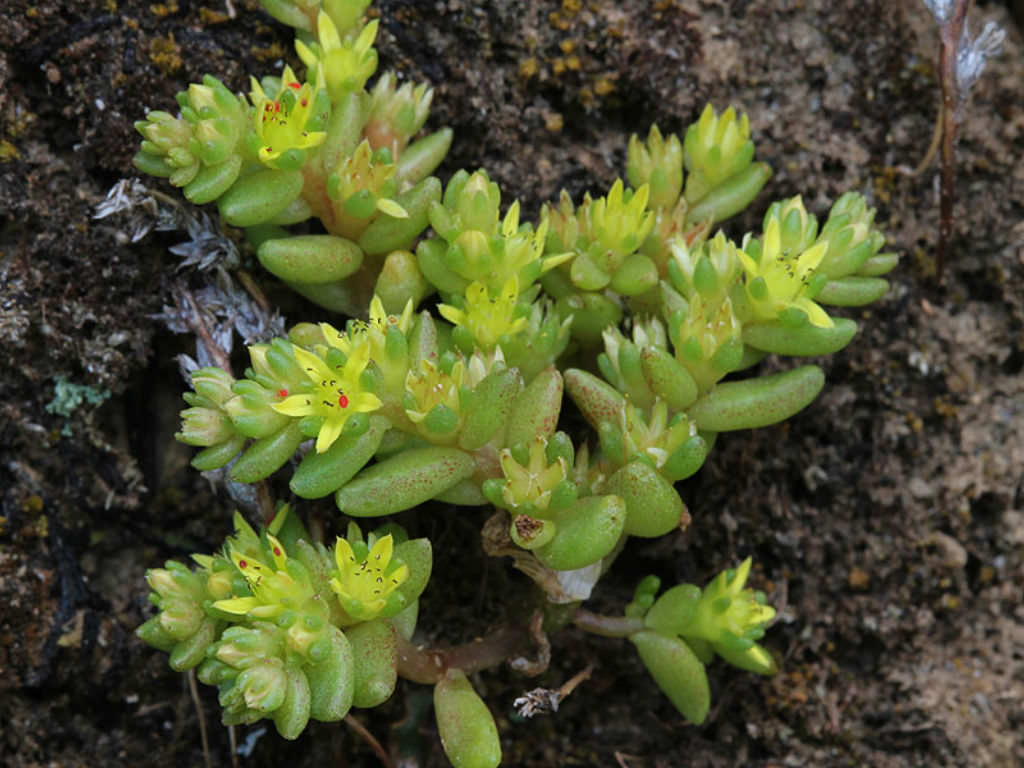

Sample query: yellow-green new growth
[439,277,527,351]
[296,11,379,102]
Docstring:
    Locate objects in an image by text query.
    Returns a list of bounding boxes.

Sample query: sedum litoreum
[134,0,900,758]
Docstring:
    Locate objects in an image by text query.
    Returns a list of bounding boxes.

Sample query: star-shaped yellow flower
[271,342,382,453]
[329,533,409,622]
[738,217,833,328]
[212,534,309,619]
[249,65,328,168]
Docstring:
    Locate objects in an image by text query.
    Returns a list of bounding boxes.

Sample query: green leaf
[272,667,312,740]
[434,669,502,768]
[631,630,710,724]
[742,317,858,356]
[687,365,824,432]
[291,415,389,498]
[346,620,398,708]
[258,235,364,285]
[816,276,889,306]
[335,446,477,516]
[229,421,304,483]
[534,494,626,570]
[606,460,686,538]
[218,169,304,228]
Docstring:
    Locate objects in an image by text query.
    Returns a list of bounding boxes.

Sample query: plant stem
[936,0,970,282]
[571,609,645,638]
[395,624,531,684]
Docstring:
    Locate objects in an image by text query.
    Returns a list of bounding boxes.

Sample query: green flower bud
[683,104,755,204]
[365,71,434,156]
[295,11,378,101]
[627,124,684,209]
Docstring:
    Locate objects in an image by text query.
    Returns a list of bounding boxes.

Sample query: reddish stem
[936,0,970,282]
[395,624,531,685]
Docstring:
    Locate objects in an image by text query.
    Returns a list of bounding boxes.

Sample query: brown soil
[2,1,1022,766]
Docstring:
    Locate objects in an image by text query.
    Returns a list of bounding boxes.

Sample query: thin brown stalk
[935,0,970,281]
[344,715,394,768]
[187,669,213,768]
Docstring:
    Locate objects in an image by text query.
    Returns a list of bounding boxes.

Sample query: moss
[149,33,183,76]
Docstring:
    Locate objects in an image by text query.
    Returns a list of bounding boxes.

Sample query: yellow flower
[438,277,527,351]
[690,557,776,645]
[498,438,568,513]
[213,534,310,619]
[249,65,328,168]
[271,342,382,453]
[738,218,833,328]
[329,533,409,621]
[404,358,463,425]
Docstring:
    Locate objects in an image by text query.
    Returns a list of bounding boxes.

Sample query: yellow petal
[351,392,382,413]
[389,563,410,588]
[212,596,260,615]
[266,534,288,570]
[295,39,318,70]
[763,218,781,260]
[501,200,520,237]
[320,322,352,354]
[335,536,357,574]
[738,248,760,277]
[795,241,827,274]
[315,415,344,453]
[272,394,315,417]
[292,345,333,381]
[230,548,269,583]
[368,534,394,567]
[317,10,341,52]
[437,303,465,327]
[731,557,752,594]
[376,198,409,218]
[793,296,834,329]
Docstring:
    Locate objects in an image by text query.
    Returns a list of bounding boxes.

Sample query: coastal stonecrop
[129,0,900,765]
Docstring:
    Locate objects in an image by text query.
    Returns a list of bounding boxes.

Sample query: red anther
[273,547,282,556]
[338,394,349,408]
[288,81,300,90]
[239,559,248,568]
[274,102,281,113]
[301,98,308,107]
[278,388,288,398]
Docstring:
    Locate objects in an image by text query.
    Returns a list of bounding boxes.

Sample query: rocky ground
[1,0,1022,766]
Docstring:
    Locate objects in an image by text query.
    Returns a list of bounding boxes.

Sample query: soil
[2,1,1023,767]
